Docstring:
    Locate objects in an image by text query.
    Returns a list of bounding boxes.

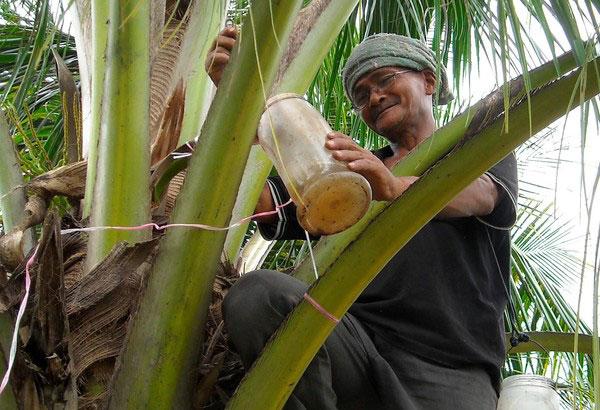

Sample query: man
[206,30,517,409]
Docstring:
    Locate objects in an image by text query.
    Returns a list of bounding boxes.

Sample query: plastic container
[497,375,560,410]
[257,93,372,235]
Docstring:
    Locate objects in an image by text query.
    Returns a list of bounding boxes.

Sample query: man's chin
[375,118,403,140]
[378,129,401,143]
[375,107,401,128]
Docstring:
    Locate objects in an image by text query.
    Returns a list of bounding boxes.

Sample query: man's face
[352,66,434,141]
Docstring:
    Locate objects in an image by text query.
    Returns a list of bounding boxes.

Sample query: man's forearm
[253,173,499,226]
[253,184,278,223]
[436,175,499,219]
[388,174,499,219]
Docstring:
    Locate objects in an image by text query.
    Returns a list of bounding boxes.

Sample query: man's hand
[205,26,238,86]
[325,132,416,201]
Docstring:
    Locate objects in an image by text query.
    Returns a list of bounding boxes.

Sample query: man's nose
[369,88,386,107]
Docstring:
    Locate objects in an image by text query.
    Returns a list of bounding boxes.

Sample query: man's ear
[422,70,436,96]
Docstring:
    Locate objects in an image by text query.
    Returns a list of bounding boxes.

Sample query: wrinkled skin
[353,67,436,146]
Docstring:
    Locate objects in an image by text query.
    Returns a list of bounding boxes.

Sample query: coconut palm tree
[0,0,599,408]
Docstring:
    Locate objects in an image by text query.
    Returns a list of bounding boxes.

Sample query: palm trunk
[85,0,152,270]
[108,0,303,407]
[226,57,600,409]
[0,315,17,410]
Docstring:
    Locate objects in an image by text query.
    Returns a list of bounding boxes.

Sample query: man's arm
[254,138,515,239]
[374,172,501,219]
[326,132,504,219]
[436,175,499,219]
[251,170,501,240]
[254,184,278,223]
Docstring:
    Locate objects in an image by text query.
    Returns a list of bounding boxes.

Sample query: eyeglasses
[351,70,411,113]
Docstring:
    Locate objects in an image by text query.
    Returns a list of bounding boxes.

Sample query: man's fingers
[209,28,237,52]
[213,45,233,56]
[327,131,348,139]
[347,158,379,174]
[331,149,366,163]
[221,25,238,38]
[325,136,362,151]
[210,36,236,53]
[205,26,238,86]
[215,36,236,52]
[205,53,229,70]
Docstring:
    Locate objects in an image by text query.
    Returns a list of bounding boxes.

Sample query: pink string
[0,244,38,394]
[60,199,292,235]
[303,293,339,324]
[0,199,292,394]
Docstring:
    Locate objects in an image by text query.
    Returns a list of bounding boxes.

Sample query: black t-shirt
[257,149,518,387]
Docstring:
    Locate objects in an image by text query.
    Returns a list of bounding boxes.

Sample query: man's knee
[223,269,307,327]
[223,270,308,366]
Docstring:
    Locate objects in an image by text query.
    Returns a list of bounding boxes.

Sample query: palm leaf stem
[0,110,27,409]
[506,331,593,355]
[177,0,226,145]
[81,0,109,218]
[85,0,152,270]
[0,110,33,247]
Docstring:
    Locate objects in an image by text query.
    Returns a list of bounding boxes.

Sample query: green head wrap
[342,33,453,106]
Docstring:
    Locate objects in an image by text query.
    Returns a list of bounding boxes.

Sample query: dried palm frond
[150,20,187,152]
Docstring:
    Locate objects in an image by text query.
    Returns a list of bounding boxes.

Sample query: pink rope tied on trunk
[303,293,340,324]
[0,199,292,395]
[60,199,292,235]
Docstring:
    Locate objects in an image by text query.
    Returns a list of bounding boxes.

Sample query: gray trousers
[223,270,498,410]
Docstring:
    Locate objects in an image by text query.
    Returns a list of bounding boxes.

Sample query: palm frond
[506,198,593,406]
[0,0,78,175]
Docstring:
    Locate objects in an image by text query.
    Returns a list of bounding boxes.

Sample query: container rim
[265,93,304,108]
[502,374,557,390]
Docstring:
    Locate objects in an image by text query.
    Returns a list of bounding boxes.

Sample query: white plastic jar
[497,375,560,410]
[257,93,372,235]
